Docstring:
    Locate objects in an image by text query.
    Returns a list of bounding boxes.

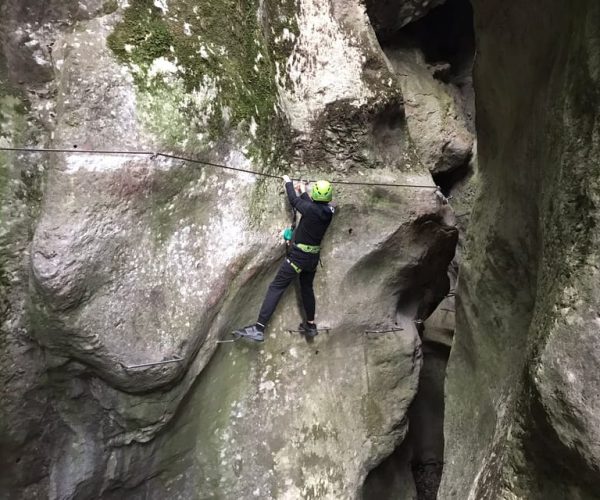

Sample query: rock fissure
[362,0,475,497]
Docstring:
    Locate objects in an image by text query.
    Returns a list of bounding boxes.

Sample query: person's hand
[283,175,291,184]
[299,181,307,194]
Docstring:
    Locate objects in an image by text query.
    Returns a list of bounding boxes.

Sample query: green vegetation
[107,1,173,73]
[102,0,119,15]
[0,95,28,147]
[263,0,300,90]
[107,0,298,165]
[0,77,44,323]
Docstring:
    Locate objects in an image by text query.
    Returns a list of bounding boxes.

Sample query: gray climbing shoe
[299,322,318,338]
[234,324,264,342]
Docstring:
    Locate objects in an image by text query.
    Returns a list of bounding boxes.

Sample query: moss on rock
[0,83,28,306]
[107,0,294,165]
[101,0,119,16]
[0,70,44,342]
[107,1,173,72]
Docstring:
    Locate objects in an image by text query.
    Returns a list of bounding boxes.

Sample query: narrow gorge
[1,1,599,499]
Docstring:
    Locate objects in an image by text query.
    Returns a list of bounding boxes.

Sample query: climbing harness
[282,226,294,242]
[294,243,320,254]
[282,206,297,245]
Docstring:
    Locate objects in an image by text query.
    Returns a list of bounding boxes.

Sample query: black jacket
[285,181,334,247]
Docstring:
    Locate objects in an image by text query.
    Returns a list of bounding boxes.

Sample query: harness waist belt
[295,243,321,254]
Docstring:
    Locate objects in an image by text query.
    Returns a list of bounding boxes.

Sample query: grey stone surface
[0,0,466,498]
[0,1,57,497]
[440,1,600,499]
[149,323,422,500]
[383,42,474,176]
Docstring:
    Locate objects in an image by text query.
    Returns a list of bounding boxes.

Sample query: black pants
[257,249,319,326]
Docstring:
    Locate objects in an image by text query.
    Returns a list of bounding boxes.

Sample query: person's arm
[283,176,312,214]
[297,181,312,201]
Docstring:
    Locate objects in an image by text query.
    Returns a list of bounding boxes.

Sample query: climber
[233,175,335,342]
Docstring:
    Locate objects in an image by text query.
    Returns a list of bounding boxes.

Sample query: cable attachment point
[434,186,449,205]
[150,152,159,160]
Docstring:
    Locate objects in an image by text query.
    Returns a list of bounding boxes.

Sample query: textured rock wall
[441,1,600,498]
[0,1,59,496]
[379,0,475,179]
[0,0,459,498]
[363,2,473,498]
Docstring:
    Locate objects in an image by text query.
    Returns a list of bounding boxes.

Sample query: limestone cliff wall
[0,0,459,498]
[441,1,600,499]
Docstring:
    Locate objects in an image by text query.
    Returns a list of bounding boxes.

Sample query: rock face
[0,2,57,497]
[373,0,476,180]
[386,47,473,176]
[440,1,600,499]
[1,0,459,498]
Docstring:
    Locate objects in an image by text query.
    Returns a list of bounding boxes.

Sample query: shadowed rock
[440,1,600,498]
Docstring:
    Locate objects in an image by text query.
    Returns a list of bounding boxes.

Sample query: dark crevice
[407,342,450,500]
[373,0,475,85]
[432,153,473,197]
[362,317,452,500]
[362,441,415,499]
[395,0,474,80]
[362,0,475,498]
[412,462,445,500]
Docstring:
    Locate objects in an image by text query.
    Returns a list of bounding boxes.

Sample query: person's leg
[235,260,298,341]
[298,269,316,322]
[256,259,298,327]
[298,269,319,338]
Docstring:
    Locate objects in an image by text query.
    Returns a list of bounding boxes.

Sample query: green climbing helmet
[311,180,333,202]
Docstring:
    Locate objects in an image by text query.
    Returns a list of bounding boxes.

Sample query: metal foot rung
[365,328,404,335]
[122,356,184,370]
